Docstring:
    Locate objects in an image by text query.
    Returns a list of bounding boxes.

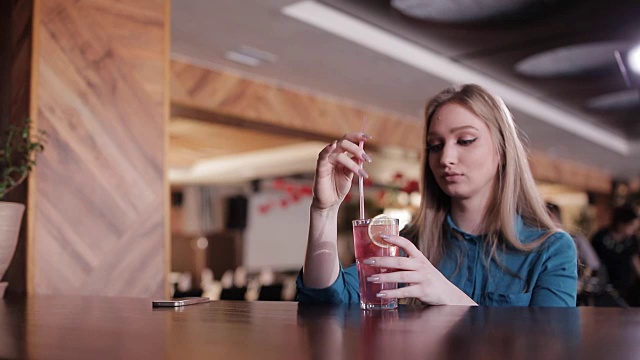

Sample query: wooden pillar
[28,0,170,297]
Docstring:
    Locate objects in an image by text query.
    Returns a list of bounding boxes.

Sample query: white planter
[0,202,25,298]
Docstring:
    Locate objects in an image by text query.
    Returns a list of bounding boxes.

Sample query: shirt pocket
[482,291,532,306]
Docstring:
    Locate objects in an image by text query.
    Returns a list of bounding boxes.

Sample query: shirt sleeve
[530,232,578,307]
[574,233,601,270]
[295,263,360,304]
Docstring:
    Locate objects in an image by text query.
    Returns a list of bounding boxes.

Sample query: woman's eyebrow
[427,125,479,137]
[450,125,479,133]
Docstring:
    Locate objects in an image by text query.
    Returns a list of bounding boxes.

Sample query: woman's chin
[440,184,462,196]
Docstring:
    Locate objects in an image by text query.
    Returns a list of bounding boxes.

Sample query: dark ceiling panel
[320,0,640,138]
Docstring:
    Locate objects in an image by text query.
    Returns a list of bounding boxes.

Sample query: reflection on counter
[170,267,298,302]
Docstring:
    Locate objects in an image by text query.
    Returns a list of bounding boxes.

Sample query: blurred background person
[546,203,601,276]
[591,205,640,306]
[546,202,605,305]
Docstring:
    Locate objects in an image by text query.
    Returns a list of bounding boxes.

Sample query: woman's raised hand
[311,133,372,211]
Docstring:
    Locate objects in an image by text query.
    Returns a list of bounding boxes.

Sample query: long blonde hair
[409,84,558,266]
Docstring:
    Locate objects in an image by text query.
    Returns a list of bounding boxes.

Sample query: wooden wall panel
[530,150,611,194]
[31,0,168,297]
[169,118,308,168]
[170,60,424,150]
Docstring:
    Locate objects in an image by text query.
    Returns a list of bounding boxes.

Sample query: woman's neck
[451,197,491,236]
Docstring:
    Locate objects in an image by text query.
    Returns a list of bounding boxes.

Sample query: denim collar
[446,214,480,242]
[446,213,526,241]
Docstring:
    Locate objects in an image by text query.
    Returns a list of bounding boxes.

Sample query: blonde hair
[409,84,558,266]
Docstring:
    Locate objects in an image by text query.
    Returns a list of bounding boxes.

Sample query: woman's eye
[427,143,443,153]
[458,138,478,146]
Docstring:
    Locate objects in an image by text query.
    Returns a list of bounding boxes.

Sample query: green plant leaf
[0,118,46,199]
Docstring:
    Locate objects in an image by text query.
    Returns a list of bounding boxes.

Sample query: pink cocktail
[352,217,400,310]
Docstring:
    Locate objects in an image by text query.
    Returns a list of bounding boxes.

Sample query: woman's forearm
[302,206,341,288]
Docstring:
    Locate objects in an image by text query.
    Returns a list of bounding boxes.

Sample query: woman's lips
[443,173,462,182]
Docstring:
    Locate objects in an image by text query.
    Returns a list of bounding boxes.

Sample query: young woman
[297,84,577,306]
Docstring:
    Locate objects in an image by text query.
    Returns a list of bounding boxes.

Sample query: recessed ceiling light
[224,45,277,68]
[225,51,261,67]
[391,0,537,23]
[239,45,278,63]
[515,41,627,77]
[629,44,640,74]
[586,90,640,111]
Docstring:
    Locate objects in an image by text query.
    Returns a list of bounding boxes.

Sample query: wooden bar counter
[1,295,639,359]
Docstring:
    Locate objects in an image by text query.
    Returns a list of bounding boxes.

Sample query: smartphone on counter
[152,297,211,307]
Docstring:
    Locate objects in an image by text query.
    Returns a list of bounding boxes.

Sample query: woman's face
[427,102,500,204]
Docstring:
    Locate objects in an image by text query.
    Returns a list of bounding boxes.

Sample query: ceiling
[321,0,640,134]
[170,0,640,179]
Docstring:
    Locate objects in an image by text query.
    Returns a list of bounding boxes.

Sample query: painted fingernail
[367,276,379,282]
[358,169,369,178]
[363,259,375,265]
[380,234,390,240]
[362,153,372,163]
[376,293,387,298]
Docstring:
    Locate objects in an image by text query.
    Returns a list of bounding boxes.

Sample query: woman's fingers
[375,285,421,300]
[363,256,421,271]
[317,145,369,179]
[317,133,372,175]
[367,270,425,284]
[378,235,423,258]
[341,132,372,144]
[334,152,368,178]
[335,137,369,162]
[331,133,373,163]
[317,141,337,162]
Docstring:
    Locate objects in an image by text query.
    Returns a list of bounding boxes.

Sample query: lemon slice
[367,214,396,248]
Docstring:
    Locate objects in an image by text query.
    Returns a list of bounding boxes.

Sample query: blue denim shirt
[297,215,578,307]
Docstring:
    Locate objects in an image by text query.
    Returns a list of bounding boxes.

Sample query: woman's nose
[439,144,457,166]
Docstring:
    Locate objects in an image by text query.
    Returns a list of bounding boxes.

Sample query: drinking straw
[358,118,367,220]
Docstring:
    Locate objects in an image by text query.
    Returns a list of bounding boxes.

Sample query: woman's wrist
[436,273,477,306]
[310,202,340,216]
[449,286,477,306]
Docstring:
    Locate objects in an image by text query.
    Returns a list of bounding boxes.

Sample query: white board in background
[243,191,311,273]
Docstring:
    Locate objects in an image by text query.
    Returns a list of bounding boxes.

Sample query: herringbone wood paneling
[32,0,168,297]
